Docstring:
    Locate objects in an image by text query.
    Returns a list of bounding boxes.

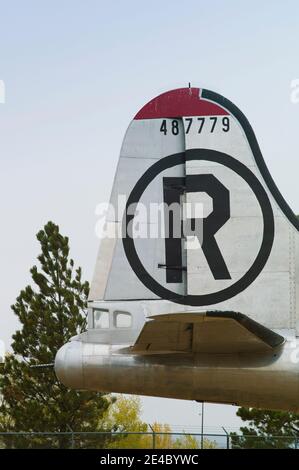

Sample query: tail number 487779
[159,117,230,136]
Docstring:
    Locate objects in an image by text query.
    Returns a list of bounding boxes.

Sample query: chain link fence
[0,432,298,449]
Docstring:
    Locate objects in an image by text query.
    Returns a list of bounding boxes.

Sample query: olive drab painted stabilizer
[55,88,299,412]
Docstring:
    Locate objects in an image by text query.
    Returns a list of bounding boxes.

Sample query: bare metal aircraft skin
[55,88,299,412]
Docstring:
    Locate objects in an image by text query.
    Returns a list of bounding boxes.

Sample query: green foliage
[104,395,149,449]
[0,222,112,448]
[147,423,217,449]
[104,395,217,449]
[231,407,299,449]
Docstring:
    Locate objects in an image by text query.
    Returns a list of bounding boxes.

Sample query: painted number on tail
[159,117,230,136]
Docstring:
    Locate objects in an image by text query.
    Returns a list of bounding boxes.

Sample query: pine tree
[231,407,299,449]
[0,221,112,448]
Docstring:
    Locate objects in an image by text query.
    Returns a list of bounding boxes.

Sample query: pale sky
[1,0,299,432]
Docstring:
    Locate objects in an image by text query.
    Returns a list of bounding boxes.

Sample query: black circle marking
[123,149,275,306]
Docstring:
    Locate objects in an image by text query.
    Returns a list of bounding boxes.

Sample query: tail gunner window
[93,309,109,329]
[114,311,132,328]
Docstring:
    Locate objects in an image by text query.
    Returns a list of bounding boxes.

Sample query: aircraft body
[55,88,299,412]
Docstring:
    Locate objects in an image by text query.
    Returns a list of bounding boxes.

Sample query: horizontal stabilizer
[131,311,285,354]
